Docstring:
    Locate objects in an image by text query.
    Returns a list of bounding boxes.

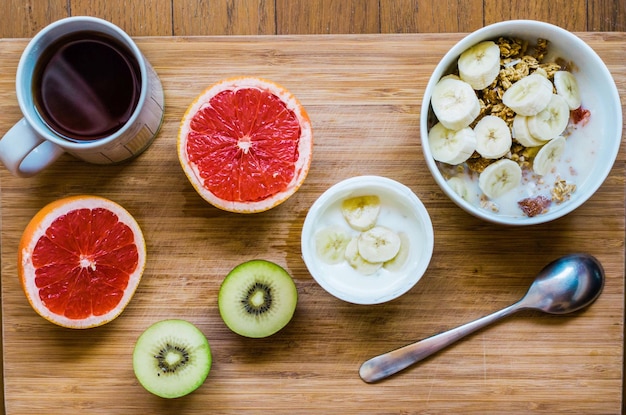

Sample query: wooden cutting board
[0,33,624,414]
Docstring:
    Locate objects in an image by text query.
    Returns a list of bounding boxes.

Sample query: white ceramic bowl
[421,20,622,225]
[301,176,434,304]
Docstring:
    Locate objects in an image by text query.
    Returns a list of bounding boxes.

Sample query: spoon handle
[359,302,521,383]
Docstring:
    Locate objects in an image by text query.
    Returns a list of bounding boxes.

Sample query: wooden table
[0,32,623,414]
[1,0,625,38]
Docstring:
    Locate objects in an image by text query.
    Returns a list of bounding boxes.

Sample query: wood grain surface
[1,0,625,38]
[0,33,623,414]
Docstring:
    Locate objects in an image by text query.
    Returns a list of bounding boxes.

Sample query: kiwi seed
[243,282,273,315]
[154,343,190,374]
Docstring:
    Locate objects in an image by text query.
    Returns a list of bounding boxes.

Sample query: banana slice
[533,136,566,176]
[478,158,522,199]
[474,115,512,159]
[431,77,481,130]
[383,232,410,272]
[526,94,570,141]
[345,237,382,275]
[447,176,471,200]
[502,73,553,116]
[458,40,501,90]
[512,114,548,147]
[533,67,549,78]
[357,226,401,263]
[428,122,477,165]
[440,74,461,81]
[341,195,380,231]
[553,70,582,110]
[315,226,351,264]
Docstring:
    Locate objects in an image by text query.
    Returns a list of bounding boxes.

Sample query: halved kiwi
[218,259,298,338]
[132,319,212,398]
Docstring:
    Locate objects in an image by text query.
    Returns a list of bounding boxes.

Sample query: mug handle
[0,118,65,178]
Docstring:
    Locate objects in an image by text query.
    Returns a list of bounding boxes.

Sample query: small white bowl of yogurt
[301,176,434,304]
[421,20,622,225]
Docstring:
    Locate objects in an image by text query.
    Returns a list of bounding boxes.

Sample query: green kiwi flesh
[219,259,298,338]
[133,319,211,398]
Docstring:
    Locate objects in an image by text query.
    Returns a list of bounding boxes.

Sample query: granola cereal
[431,36,591,218]
[468,37,578,216]
[551,178,577,204]
[475,37,554,124]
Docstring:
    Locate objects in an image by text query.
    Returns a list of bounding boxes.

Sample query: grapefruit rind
[177,77,313,213]
[18,195,146,329]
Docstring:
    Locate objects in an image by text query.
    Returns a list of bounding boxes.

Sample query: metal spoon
[359,253,605,383]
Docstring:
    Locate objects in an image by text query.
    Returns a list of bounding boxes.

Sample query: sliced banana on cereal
[341,195,380,231]
[428,122,477,165]
[431,77,481,130]
[357,226,402,264]
[527,94,570,141]
[315,226,352,264]
[478,158,522,199]
[474,115,512,159]
[512,114,549,147]
[553,70,582,110]
[458,40,501,90]
[345,237,383,275]
[502,73,554,116]
[533,136,566,176]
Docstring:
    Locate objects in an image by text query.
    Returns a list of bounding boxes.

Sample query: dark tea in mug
[33,31,142,142]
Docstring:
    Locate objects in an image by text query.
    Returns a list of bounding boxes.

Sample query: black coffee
[33,31,141,141]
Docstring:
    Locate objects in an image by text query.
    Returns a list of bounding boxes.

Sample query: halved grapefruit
[178,77,313,213]
[18,195,146,329]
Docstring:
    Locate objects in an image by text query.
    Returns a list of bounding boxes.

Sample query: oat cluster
[551,178,577,204]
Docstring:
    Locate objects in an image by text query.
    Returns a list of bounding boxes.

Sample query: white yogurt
[301,176,434,304]
[315,197,425,293]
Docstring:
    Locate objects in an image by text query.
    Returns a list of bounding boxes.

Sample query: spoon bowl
[359,253,605,383]
[517,253,604,314]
